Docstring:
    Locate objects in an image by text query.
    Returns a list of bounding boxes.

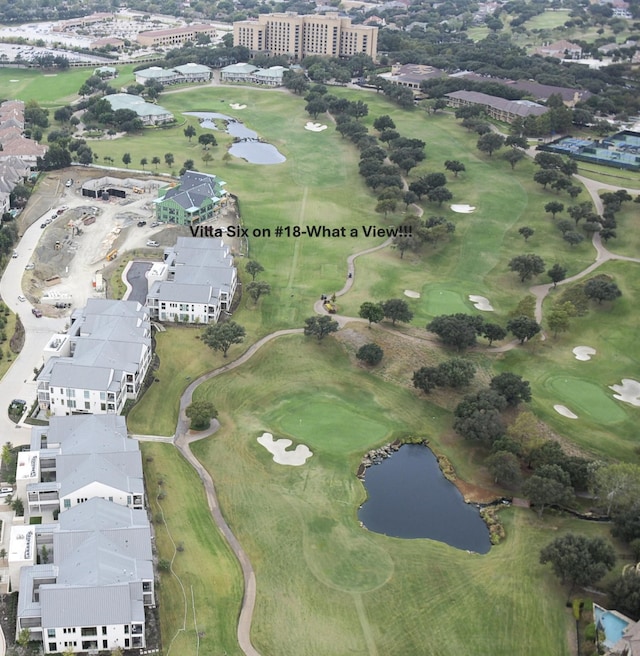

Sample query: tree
[483,323,507,346]
[563,230,585,249]
[427,186,453,206]
[444,160,466,177]
[518,226,534,241]
[547,263,567,288]
[246,281,271,305]
[164,152,174,168]
[185,400,218,430]
[356,343,383,366]
[359,301,384,327]
[506,411,546,463]
[427,313,485,351]
[592,463,640,515]
[507,316,540,344]
[505,135,528,149]
[453,389,507,446]
[122,152,131,168]
[508,254,545,283]
[381,298,413,325]
[140,157,148,170]
[202,152,214,167]
[533,169,560,189]
[203,321,246,357]
[609,568,640,621]
[523,473,572,518]
[152,156,161,169]
[503,149,525,170]
[547,306,572,337]
[539,534,616,595]
[17,628,30,649]
[184,125,197,142]
[556,219,573,235]
[375,198,397,217]
[373,115,395,132]
[11,496,24,516]
[490,373,531,406]
[584,278,621,304]
[304,315,339,341]
[545,201,565,219]
[413,367,442,394]
[477,132,504,157]
[485,451,521,487]
[199,133,217,149]
[246,260,264,281]
[437,357,476,388]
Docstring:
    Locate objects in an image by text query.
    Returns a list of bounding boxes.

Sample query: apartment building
[233,12,378,60]
[445,90,548,124]
[137,23,217,47]
[37,300,152,417]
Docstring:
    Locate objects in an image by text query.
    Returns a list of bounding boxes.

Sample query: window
[127,496,132,506]
[125,639,130,648]
[124,625,129,634]
[47,629,55,638]
[48,643,56,652]
[103,640,108,648]
[102,626,107,635]
[64,499,71,509]
[84,390,90,399]
[84,402,90,410]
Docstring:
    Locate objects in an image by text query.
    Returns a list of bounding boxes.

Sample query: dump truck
[105,249,118,261]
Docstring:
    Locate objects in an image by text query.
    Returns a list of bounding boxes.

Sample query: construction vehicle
[323,301,337,314]
[105,249,118,261]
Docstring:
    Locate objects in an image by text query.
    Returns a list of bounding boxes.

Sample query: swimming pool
[594,605,631,648]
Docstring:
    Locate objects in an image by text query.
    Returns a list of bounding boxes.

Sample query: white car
[25,263,35,270]
[17,295,26,302]
[146,240,159,247]
[12,251,18,258]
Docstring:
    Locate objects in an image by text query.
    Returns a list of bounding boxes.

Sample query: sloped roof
[446,90,548,117]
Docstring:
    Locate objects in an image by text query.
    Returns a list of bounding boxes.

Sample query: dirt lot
[20,167,242,313]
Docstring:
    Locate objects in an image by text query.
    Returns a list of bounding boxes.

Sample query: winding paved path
[162,165,640,656]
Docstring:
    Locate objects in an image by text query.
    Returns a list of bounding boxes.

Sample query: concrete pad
[257,432,313,466]
[609,378,640,406]
[554,404,578,419]
[404,290,420,298]
[573,346,596,361]
[468,295,494,311]
[450,204,476,213]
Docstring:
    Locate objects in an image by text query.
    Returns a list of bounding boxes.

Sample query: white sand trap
[229,103,247,109]
[257,432,313,466]
[450,204,476,213]
[304,121,328,132]
[554,405,578,419]
[9,79,19,82]
[609,379,640,406]
[404,289,421,298]
[468,295,494,311]
[573,346,596,361]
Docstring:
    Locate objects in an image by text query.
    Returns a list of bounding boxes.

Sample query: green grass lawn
[523,10,571,31]
[0,64,137,108]
[141,441,244,656]
[187,333,610,656]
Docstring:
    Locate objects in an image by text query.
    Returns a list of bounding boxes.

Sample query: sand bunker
[404,290,421,299]
[554,405,578,419]
[468,295,494,311]
[229,103,247,109]
[257,432,313,466]
[450,204,476,213]
[573,346,596,361]
[305,122,328,132]
[9,79,19,82]
[609,379,640,406]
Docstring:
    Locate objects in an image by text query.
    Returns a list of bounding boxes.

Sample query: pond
[184,111,286,165]
[358,444,491,553]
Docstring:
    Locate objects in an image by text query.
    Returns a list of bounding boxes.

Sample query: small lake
[358,444,491,553]
[184,111,286,165]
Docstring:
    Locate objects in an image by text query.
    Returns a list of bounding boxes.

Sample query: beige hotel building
[233,13,378,60]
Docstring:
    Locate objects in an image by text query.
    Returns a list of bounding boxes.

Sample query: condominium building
[233,12,378,60]
[37,300,153,417]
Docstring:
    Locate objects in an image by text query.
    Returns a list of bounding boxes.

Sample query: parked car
[32,308,42,318]
[17,295,26,302]
[54,302,71,309]
[40,223,46,229]
[146,240,159,247]
[65,179,73,187]
[25,263,34,270]
[150,222,160,228]
[12,250,18,258]
[137,220,147,227]
[0,487,14,498]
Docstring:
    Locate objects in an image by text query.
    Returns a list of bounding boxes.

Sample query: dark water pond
[183,111,286,165]
[358,444,491,553]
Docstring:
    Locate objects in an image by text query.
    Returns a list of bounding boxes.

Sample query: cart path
[163,173,640,656]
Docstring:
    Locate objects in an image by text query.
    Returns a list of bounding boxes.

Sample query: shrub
[356,343,383,366]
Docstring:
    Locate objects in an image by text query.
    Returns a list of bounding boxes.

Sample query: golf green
[268,395,391,454]
[545,376,627,424]
[422,287,471,317]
